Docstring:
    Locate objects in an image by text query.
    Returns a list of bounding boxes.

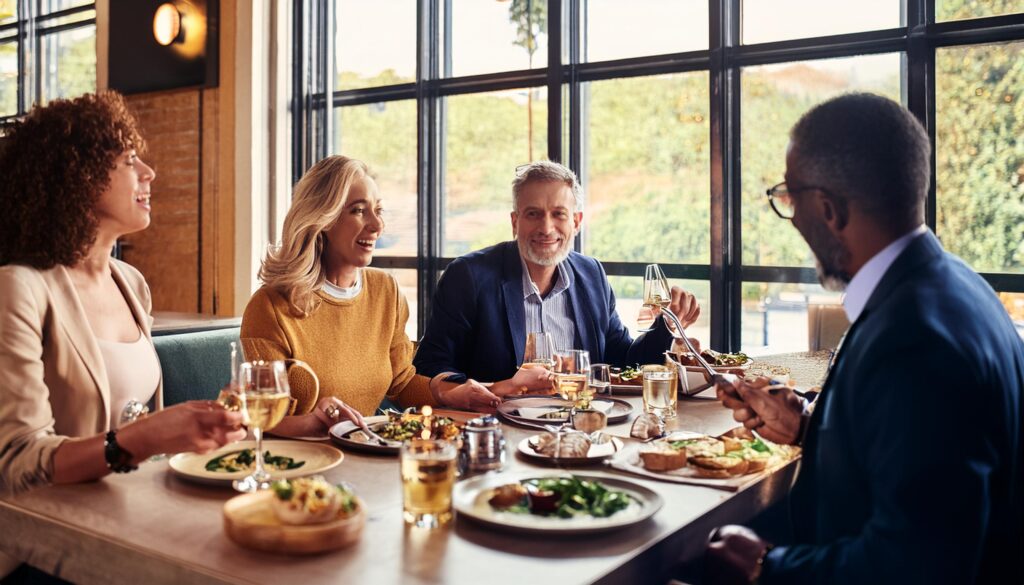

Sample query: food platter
[516,434,623,465]
[223,490,366,554]
[453,471,662,535]
[329,415,402,455]
[168,440,344,487]
[497,396,633,426]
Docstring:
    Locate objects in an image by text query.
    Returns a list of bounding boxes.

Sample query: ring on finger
[324,404,341,420]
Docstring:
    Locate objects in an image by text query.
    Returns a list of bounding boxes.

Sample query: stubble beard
[803,222,852,292]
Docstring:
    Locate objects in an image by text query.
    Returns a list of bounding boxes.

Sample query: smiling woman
[240,156,505,439]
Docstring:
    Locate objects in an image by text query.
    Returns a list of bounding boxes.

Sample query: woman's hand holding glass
[117,401,247,461]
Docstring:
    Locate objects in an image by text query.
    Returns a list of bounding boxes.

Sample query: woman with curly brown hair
[0,92,246,499]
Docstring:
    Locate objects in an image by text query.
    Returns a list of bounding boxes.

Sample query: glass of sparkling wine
[233,360,292,493]
[400,439,457,528]
[523,331,555,370]
[638,263,671,332]
[553,349,591,403]
[642,364,678,420]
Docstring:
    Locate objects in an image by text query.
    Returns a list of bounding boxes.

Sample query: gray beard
[519,239,572,267]
[804,223,851,292]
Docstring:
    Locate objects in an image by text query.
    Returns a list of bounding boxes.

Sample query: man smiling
[414,161,700,397]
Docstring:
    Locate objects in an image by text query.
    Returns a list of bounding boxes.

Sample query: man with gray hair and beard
[414,160,701,398]
[704,93,1023,584]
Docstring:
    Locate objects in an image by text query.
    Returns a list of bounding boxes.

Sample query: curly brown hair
[0,91,146,268]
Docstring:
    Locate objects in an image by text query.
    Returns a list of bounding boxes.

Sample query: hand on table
[440,379,502,412]
[715,375,803,445]
[492,365,555,398]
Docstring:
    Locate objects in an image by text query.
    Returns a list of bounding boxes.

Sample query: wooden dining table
[0,353,828,585]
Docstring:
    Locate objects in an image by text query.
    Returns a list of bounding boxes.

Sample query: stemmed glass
[523,331,555,370]
[637,263,671,332]
[233,360,292,493]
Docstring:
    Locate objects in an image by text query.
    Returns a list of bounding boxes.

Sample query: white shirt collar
[843,225,928,323]
[321,269,363,300]
[520,255,572,300]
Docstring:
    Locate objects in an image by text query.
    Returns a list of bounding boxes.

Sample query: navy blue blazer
[413,241,673,382]
[764,231,1024,584]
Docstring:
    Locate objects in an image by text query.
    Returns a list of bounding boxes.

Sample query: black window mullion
[907,0,937,230]
[546,0,561,165]
[417,0,442,336]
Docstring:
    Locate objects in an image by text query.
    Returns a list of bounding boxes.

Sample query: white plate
[453,471,662,535]
[516,435,624,465]
[328,415,402,455]
[497,397,634,426]
[168,440,344,486]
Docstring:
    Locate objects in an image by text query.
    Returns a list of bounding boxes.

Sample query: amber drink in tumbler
[400,439,457,528]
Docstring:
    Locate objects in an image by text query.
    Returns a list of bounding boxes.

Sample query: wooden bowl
[223,491,366,554]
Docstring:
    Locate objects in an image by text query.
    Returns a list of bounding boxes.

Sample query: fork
[356,419,393,447]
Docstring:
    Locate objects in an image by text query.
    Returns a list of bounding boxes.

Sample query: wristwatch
[104,430,138,473]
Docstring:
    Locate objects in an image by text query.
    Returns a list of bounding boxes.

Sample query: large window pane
[936,42,1024,274]
[609,276,710,347]
[583,73,710,264]
[583,0,707,62]
[741,283,843,355]
[0,0,15,24]
[39,25,94,104]
[447,0,547,77]
[937,0,1024,22]
[39,0,91,13]
[740,53,902,268]
[443,87,547,256]
[336,1,415,90]
[335,100,418,257]
[742,0,901,45]
[1,41,15,116]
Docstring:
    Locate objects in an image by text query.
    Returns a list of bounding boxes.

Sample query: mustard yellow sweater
[239,269,436,416]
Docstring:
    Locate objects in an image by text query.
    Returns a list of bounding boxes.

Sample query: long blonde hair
[259,155,372,316]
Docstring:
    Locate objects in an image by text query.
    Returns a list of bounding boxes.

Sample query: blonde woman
[240,156,500,437]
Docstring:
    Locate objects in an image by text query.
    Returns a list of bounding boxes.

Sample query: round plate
[453,471,662,535]
[497,396,634,427]
[516,435,624,465]
[168,440,344,486]
[328,415,402,455]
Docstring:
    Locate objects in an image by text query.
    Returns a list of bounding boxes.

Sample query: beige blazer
[0,260,163,495]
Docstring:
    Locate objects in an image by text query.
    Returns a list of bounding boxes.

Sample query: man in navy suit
[414,161,701,397]
[706,94,1024,584]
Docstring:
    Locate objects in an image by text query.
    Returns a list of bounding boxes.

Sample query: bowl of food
[669,344,752,388]
[223,476,365,554]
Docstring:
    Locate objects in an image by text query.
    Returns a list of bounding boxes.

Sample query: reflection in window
[583,0,707,62]
[740,53,902,268]
[447,0,547,77]
[335,101,418,257]
[443,88,547,256]
[336,0,416,90]
[936,42,1024,274]
[740,282,843,355]
[608,276,710,344]
[39,25,95,104]
[742,0,901,45]
[583,73,710,264]
[937,0,1024,22]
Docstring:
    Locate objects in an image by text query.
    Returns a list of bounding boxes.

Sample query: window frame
[0,1,96,123]
[293,0,1024,349]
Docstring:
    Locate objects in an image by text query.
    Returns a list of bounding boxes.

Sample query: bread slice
[639,442,687,471]
[688,455,749,479]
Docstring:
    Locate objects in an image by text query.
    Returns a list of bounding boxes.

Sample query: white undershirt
[96,328,160,429]
[321,269,363,300]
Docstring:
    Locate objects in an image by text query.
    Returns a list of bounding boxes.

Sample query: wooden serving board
[223,491,366,555]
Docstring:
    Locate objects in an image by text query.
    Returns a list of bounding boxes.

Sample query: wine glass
[523,331,555,370]
[552,349,591,404]
[637,263,671,332]
[233,360,292,493]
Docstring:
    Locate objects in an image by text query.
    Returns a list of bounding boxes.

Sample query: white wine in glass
[553,349,591,403]
[638,264,671,332]
[233,360,291,493]
[523,331,556,370]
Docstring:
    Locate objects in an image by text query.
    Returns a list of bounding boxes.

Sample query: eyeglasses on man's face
[765,182,833,220]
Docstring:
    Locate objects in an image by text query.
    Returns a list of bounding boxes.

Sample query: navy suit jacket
[413,241,673,382]
[764,231,1024,584]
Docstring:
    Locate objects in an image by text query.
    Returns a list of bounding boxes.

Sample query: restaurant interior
[1,1,1022,584]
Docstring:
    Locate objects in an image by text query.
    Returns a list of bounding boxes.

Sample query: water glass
[401,439,457,528]
[590,363,611,395]
[553,349,591,403]
[642,364,678,420]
